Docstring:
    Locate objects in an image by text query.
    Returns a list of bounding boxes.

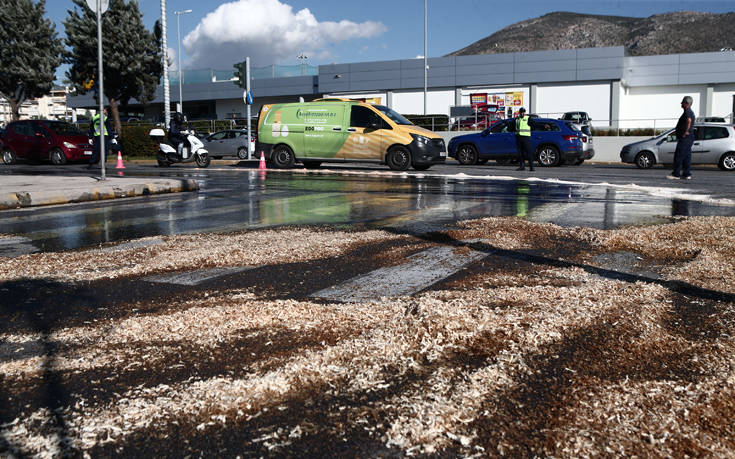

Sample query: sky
[44,0,734,82]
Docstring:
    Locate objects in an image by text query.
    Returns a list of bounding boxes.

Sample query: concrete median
[0,175,200,210]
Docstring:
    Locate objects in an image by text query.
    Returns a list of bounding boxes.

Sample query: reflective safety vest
[516,115,531,137]
[92,113,108,137]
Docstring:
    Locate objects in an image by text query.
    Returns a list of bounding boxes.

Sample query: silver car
[570,123,594,165]
[202,129,256,160]
[620,123,735,170]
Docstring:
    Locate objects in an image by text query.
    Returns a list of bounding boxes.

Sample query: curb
[0,178,199,210]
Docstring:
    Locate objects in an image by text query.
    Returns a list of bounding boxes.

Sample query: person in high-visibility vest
[515,107,534,171]
[87,106,112,169]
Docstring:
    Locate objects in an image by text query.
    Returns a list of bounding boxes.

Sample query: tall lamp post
[423,0,428,115]
[174,9,192,114]
[297,52,308,76]
[160,0,170,127]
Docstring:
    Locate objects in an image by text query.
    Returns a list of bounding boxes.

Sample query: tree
[64,0,162,135]
[0,0,62,122]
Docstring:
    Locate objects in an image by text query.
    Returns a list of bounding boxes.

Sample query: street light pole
[423,0,428,115]
[160,0,170,127]
[174,9,192,115]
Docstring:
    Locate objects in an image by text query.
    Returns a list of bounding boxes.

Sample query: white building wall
[324,93,387,105]
[619,84,707,129]
[535,83,610,121]
[713,84,735,119]
[392,90,455,115]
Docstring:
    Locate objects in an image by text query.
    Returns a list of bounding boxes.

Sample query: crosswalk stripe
[311,243,487,303]
[143,266,253,286]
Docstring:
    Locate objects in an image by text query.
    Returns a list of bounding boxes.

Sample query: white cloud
[182,0,386,70]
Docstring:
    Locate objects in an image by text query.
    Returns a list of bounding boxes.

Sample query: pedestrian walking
[515,107,534,171]
[87,107,112,169]
[668,96,696,180]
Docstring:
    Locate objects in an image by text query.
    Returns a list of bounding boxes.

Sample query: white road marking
[144,266,253,286]
[311,243,488,303]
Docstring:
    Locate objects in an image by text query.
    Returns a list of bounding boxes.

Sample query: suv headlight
[63,141,76,149]
[411,134,431,145]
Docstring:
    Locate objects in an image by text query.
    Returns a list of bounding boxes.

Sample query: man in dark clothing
[87,107,112,169]
[168,112,188,156]
[668,96,696,180]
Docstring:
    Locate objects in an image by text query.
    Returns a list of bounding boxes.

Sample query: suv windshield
[373,105,413,125]
[45,122,84,136]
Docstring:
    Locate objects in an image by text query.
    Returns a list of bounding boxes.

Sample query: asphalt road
[1,160,734,256]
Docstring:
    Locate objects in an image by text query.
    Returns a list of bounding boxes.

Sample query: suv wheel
[456,144,478,165]
[537,145,560,167]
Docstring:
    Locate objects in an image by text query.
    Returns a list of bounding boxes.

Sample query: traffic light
[233,61,246,88]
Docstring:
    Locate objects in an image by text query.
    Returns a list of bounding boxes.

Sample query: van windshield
[45,122,85,136]
[373,105,413,125]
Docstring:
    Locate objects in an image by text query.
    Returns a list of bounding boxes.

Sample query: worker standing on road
[87,106,112,169]
[515,107,534,171]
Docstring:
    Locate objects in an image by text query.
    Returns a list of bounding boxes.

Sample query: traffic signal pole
[246,57,252,160]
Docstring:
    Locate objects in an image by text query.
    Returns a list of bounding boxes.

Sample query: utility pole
[174,9,192,114]
[160,0,170,127]
[423,0,428,115]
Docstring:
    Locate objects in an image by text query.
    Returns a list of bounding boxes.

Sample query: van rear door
[303,104,347,160]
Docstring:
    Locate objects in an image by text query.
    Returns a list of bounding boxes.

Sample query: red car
[1,120,92,165]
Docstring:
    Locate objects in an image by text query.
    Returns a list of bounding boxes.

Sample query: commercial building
[68,46,735,130]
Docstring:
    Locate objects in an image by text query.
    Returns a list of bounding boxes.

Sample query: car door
[218,130,240,156]
[31,123,54,160]
[656,131,679,163]
[204,131,228,155]
[8,122,37,159]
[530,120,558,153]
[477,120,516,156]
[696,126,730,164]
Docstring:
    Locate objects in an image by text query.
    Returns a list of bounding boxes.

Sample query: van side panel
[258,104,304,157]
[299,104,348,159]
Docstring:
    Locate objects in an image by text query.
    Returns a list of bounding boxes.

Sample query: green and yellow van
[255,99,446,171]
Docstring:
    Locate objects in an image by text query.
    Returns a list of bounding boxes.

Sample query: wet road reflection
[1,170,734,254]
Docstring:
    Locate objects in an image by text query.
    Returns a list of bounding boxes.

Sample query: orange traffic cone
[258,151,266,170]
[115,151,125,169]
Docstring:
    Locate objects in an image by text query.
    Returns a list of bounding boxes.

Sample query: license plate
[84,150,92,156]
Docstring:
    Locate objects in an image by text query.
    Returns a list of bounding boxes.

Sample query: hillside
[448,11,735,56]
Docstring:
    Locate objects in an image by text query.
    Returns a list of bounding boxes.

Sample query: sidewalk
[0,174,199,210]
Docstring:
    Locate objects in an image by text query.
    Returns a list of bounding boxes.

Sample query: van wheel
[272,145,295,168]
[635,151,655,169]
[302,161,322,169]
[537,145,560,167]
[50,148,67,165]
[2,148,16,165]
[386,146,411,171]
[719,152,735,171]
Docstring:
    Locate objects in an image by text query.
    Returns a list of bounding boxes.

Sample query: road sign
[85,0,109,14]
[243,90,254,105]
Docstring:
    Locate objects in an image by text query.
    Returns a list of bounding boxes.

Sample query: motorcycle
[149,127,211,168]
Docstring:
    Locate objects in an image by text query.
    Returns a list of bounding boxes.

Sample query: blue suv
[447,118,584,167]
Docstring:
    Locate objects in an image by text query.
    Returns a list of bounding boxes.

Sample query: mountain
[448,11,735,57]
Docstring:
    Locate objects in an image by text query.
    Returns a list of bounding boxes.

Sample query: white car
[202,129,256,160]
[620,123,735,170]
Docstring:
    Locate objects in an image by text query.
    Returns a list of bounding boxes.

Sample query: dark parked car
[202,129,256,159]
[1,120,92,165]
[447,118,584,167]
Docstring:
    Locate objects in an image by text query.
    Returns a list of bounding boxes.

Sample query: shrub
[119,124,158,158]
